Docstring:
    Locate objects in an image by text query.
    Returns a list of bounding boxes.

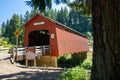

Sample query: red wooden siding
[56,25,89,56]
[24,14,89,56]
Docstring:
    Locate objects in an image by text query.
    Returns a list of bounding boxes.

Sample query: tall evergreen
[29,9,39,18]
[4,20,10,37]
[24,11,30,23]
[6,14,21,44]
[68,10,92,35]
[1,22,6,36]
[0,7,92,45]
[19,15,24,45]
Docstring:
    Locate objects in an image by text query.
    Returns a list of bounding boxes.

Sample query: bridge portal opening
[28,30,50,46]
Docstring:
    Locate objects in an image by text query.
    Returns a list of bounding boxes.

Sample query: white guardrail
[12,45,50,61]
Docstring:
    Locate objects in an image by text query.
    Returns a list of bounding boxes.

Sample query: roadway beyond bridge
[0,48,11,60]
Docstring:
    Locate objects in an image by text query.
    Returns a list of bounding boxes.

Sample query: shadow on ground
[0,70,62,80]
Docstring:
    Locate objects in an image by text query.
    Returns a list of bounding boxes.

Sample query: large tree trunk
[91,0,120,80]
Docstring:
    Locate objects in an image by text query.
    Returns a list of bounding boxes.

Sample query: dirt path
[0,59,62,80]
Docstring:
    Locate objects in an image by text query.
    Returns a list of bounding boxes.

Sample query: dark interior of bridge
[28,30,50,46]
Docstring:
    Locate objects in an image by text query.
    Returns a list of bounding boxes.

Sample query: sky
[0,0,69,26]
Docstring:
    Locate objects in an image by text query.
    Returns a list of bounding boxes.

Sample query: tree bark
[91,0,120,80]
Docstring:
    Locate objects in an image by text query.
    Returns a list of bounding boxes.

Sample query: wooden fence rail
[11,45,50,61]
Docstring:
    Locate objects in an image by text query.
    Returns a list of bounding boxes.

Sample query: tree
[19,15,24,45]
[44,9,51,18]
[51,9,57,20]
[56,7,69,25]
[23,9,39,23]
[7,14,21,44]
[5,20,10,37]
[91,0,120,79]
[68,10,92,35]
[24,11,30,23]
[1,22,6,36]
[25,0,52,12]
[29,9,39,18]
[25,0,69,12]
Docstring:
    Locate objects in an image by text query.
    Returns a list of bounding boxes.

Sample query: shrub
[58,56,66,67]
[60,66,90,80]
[58,53,87,68]
[82,59,92,70]
[0,37,14,48]
[2,41,8,46]
[58,54,73,68]
[0,42,2,46]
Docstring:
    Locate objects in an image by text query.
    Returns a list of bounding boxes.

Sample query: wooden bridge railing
[11,45,50,61]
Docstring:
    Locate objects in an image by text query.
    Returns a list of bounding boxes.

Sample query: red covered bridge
[23,14,89,67]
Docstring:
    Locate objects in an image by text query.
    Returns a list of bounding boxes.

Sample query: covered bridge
[23,14,89,67]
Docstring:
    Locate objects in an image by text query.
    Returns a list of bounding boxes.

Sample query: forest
[0,7,92,46]
[0,0,119,79]
[0,6,93,79]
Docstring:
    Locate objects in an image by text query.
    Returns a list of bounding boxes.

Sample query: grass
[59,48,93,80]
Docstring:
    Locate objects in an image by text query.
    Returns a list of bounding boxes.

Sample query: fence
[12,45,50,61]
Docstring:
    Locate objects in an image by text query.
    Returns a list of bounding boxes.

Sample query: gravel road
[0,59,62,80]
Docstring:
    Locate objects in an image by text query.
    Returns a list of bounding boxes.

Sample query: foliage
[86,31,93,46]
[82,59,92,70]
[25,0,52,12]
[0,41,7,46]
[1,14,22,44]
[0,37,8,46]
[88,39,93,46]
[1,6,92,45]
[58,52,87,68]
[60,66,91,80]
[0,37,13,47]
[58,54,73,68]
[25,0,69,12]
[24,0,92,37]
[60,58,92,80]
[68,0,92,16]
[58,53,92,79]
